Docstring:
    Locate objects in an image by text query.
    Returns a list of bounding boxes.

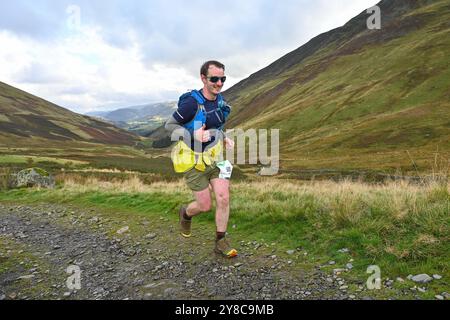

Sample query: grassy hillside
[0,82,171,176]
[0,81,140,147]
[223,0,450,174]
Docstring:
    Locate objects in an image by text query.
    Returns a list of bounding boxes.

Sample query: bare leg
[210,178,230,233]
[186,187,212,217]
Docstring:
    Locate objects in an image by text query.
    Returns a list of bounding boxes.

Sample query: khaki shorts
[184,164,221,192]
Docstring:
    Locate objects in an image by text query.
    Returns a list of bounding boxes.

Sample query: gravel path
[0,203,356,300]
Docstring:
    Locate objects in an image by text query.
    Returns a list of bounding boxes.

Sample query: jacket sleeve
[173,96,197,124]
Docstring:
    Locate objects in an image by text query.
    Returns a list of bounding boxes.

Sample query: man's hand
[224,137,235,150]
[194,124,211,142]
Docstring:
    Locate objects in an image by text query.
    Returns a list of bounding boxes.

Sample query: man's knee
[197,198,212,212]
[216,192,229,208]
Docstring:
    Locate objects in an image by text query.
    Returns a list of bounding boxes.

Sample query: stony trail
[0,202,361,300]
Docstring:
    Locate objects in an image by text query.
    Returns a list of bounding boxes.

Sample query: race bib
[216,160,233,180]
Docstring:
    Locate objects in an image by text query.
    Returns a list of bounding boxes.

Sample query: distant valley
[86,102,177,136]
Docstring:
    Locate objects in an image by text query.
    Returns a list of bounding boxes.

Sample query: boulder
[16,168,55,189]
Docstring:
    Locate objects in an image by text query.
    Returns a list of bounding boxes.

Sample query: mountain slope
[223,0,450,173]
[0,82,140,147]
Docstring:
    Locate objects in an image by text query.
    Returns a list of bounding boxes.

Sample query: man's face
[201,65,225,97]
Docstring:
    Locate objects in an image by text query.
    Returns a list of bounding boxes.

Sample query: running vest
[171,90,230,173]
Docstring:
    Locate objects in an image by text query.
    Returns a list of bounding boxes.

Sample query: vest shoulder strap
[190,89,206,105]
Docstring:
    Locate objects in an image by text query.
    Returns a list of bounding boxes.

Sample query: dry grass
[67,168,139,174]
[59,172,450,198]
[61,174,188,194]
[59,174,449,229]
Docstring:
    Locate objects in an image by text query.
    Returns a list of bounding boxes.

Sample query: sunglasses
[207,76,227,83]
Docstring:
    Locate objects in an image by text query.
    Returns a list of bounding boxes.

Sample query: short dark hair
[200,60,225,76]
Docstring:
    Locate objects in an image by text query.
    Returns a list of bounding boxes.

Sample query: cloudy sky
[0,0,378,114]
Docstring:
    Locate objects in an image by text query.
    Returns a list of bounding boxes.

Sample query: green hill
[0,81,140,147]
[223,0,450,174]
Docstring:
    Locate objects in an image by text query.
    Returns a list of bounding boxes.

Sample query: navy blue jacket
[170,90,229,151]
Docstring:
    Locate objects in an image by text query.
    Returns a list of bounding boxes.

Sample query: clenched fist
[194,124,211,142]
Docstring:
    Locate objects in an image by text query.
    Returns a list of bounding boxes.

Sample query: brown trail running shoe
[215,237,238,258]
[179,206,192,238]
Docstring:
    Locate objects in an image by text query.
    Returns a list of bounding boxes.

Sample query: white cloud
[0,27,200,113]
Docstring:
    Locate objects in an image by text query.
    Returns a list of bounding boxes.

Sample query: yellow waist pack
[171,140,223,173]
